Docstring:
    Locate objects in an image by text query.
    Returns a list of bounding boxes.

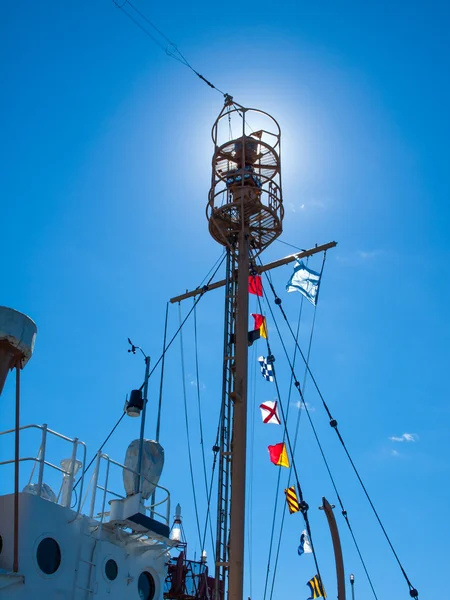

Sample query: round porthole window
[105,558,118,581]
[138,571,156,600]
[36,537,61,574]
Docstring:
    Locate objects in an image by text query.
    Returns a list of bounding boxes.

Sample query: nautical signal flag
[268,443,289,467]
[286,260,321,306]
[298,530,313,556]
[259,400,281,424]
[307,574,326,599]
[251,313,267,338]
[248,274,263,297]
[258,356,274,382]
[284,485,300,513]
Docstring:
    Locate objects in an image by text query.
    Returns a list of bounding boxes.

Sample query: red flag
[248,275,263,297]
[251,313,267,338]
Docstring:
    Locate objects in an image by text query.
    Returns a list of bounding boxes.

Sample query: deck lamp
[170,503,183,542]
[126,389,144,417]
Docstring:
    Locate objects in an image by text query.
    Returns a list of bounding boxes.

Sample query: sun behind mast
[207,97,284,254]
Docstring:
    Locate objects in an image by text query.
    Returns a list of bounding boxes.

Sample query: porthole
[105,558,118,581]
[36,537,61,574]
[138,571,156,600]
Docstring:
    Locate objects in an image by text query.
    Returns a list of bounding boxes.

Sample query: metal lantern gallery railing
[206,99,284,257]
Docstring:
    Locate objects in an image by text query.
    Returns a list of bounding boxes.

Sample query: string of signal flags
[248,260,327,600]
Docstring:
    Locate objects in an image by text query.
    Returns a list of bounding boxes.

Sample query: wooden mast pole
[227,229,249,600]
[320,497,346,600]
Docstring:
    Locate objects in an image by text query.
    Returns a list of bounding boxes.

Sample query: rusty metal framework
[164,551,212,600]
[213,249,236,599]
[207,99,284,257]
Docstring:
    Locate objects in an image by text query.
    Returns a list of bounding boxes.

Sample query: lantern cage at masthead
[207,100,284,255]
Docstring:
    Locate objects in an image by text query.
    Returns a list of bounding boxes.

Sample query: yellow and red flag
[284,485,300,514]
[268,442,289,467]
[251,313,267,338]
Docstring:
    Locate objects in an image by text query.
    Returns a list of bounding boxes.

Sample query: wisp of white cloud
[293,400,315,412]
[357,249,382,260]
[389,433,418,443]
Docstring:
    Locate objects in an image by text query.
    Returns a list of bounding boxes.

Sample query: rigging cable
[179,303,203,550]
[155,302,169,442]
[200,436,220,562]
[112,0,227,97]
[268,261,311,600]
[193,302,216,551]
[249,251,325,593]
[275,238,307,252]
[262,272,306,600]
[247,295,259,599]
[260,254,379,600]
[74,251,227,490]
[260,254,419,600]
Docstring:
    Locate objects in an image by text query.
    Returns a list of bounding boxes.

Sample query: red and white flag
[259,400,281,425]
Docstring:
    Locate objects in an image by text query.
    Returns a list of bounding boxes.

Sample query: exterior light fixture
[126,389,144,417]
[170,503,183,542]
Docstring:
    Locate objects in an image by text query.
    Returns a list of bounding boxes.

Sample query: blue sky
[1,0,449,597]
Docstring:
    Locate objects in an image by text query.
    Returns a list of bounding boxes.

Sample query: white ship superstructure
[0,421,175,599]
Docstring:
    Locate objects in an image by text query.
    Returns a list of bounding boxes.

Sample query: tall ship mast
[208,98,284,600]
[0,53,420,600]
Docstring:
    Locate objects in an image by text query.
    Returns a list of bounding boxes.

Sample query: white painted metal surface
[0,307,37,365]
[0,424,173,599]
[123,439,165,500]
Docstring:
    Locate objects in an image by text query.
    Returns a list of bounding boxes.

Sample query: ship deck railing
[83,450,171,531]
[0,423,87,519]
[0,424,170,535]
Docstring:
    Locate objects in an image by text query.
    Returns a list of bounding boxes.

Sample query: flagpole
[320,497,346,600]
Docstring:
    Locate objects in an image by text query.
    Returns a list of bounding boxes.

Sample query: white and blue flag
[286,260,321,306]
[258,356,274,382]
[298,529,313,556]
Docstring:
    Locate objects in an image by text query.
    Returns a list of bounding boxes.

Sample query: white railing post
[36,424,48,498]
[63,437,78,508]
[89,451,102,518]
[98,456,110,531]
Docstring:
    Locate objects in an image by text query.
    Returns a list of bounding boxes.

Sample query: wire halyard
[259,251,419,600]
[75,252,227,492]
[112,0,228,97]
[193,302,216,552]
[178,303,203,549]
[248,249,325,595]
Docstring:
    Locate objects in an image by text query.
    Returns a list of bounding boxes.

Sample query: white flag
[298,530,313,555]
[286,260,321,306]
[259,400,281,424]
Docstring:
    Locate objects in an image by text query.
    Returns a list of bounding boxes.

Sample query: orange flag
[268,442,289,467]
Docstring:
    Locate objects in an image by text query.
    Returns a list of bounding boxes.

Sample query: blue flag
[258,356,274,382]
[286,260,321,305]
